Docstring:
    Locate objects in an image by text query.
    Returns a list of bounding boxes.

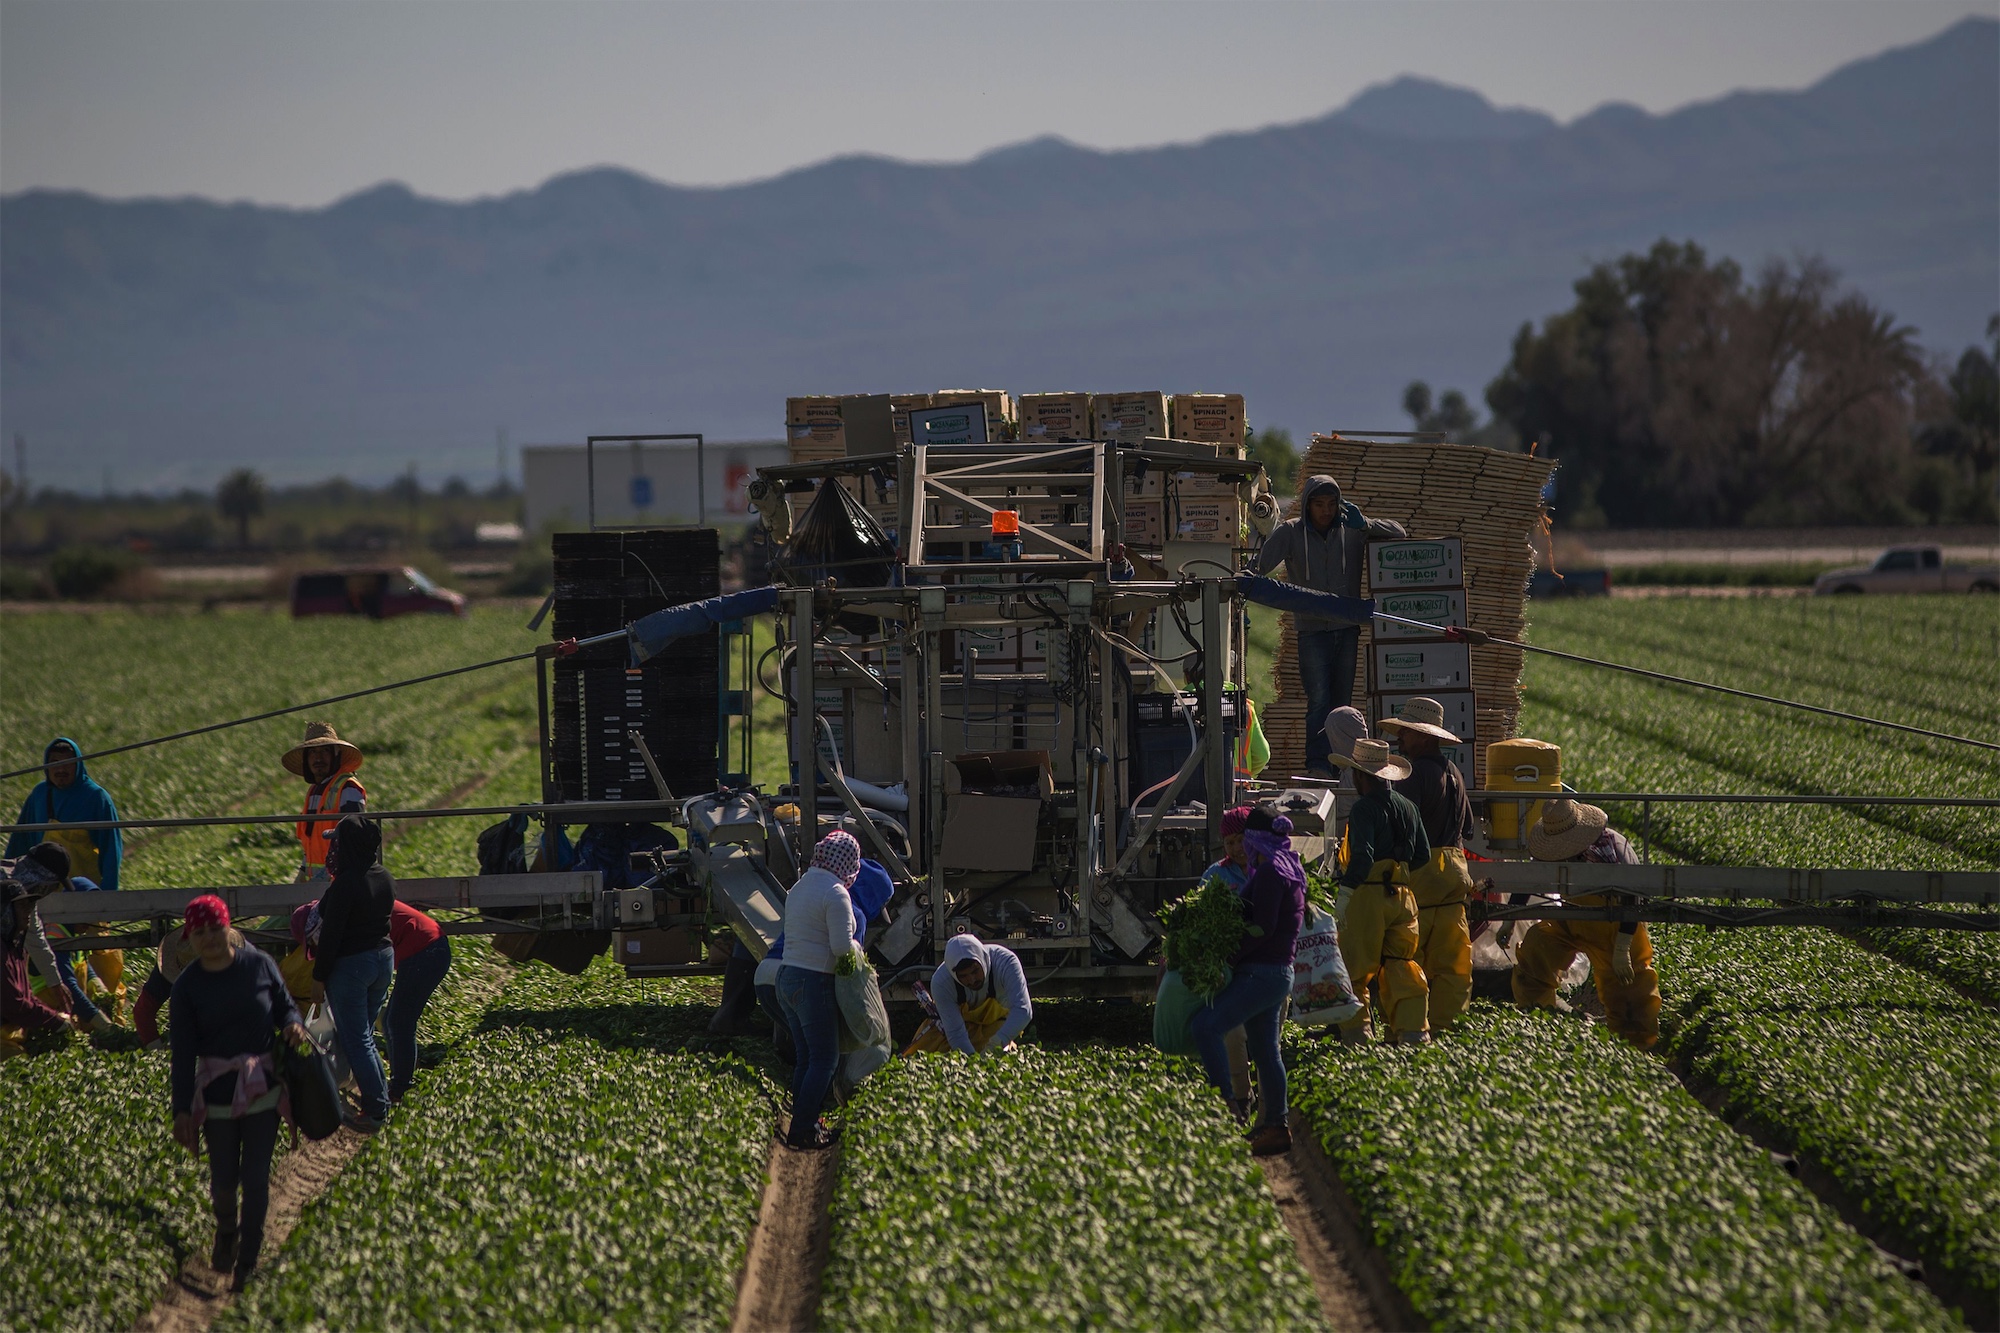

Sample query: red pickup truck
[290,566,468,619]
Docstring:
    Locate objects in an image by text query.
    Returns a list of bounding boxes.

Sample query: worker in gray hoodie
[1255,476,1406,777]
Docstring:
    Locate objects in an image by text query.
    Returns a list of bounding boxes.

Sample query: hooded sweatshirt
[930,935,1032,1055]
[7,738,122,891]
[1253,477,1407,630]
[311,815,394,983]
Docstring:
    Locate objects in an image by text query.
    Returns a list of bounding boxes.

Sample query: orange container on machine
[1484,738,1561,847]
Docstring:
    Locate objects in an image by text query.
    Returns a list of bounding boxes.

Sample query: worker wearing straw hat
[1383,698,1476,1032]
[1328,738,1431,1044]
[1513,800,1662,1048]
[284,723,366,883]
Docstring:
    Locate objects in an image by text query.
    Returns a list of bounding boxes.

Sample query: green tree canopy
[216,468,267,547]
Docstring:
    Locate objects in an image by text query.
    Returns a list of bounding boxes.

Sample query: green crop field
[4,595,1997,1329]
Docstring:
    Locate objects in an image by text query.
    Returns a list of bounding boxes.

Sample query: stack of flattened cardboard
[1258,436,1554,788]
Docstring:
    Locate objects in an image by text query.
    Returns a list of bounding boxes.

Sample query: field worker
[1194,807,1256,1114]
[9,740,128,1018]
[310,815,395,1132]
[135,924,248,1048]
[1191,808,1306,1157]
[9,843,121,1031]
[774,831,865,1150]
[285,722,365,882]
[1514,800,1663,1048]
[2,878,78,1057]
[293,893,455,1104]
[755,857,894,1066]
[168,894,310,1292]
[908,935,1034,1056]
[1384,698,1476,1032]
[1255,478,1406,778]
[1330,739,1431,1045]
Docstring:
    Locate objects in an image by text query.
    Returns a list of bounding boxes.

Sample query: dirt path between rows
[134,1128,368,1333]
[731,1141,840,1333]
[1265,1120,1425,1332]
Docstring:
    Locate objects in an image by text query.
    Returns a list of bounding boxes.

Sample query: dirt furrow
[732,1141,839,1333]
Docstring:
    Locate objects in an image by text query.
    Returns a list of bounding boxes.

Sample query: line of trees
[1477,240,1996,527]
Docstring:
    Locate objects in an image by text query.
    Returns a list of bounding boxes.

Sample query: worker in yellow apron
[1383,698,1476,1032]
[285,723,366,881]
[904,935,1033,1056]
[1514,800,1662,1048]
[1329,739,1432,1044]
[7,737,128,1020]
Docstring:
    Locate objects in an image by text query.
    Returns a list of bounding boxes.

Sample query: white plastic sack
[1290,905,1363,1029]
[835,960,893,1084]
[305,1004,352,1089]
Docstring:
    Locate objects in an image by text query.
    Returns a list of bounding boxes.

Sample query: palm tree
[217,468,267,548]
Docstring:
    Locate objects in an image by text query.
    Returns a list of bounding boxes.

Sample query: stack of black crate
[550,530,720,805]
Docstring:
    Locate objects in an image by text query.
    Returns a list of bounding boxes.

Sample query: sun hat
[282,722,364,778]
[1323,706,1370,761]
[1379,697,1461,744]
[1526,799,1610,862]
[1328,737,1413,782]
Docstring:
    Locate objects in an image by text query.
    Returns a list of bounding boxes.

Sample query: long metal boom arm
[1478,861,1998,905]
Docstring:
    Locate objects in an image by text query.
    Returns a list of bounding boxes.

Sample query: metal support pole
[1642,800,1652,864]
[790,589,818,871]
[1200,578,1228,854]
[535,648,555,804]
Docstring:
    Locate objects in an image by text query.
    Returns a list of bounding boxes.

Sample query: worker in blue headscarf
[8,738,123,891]
[8,738,127,1019]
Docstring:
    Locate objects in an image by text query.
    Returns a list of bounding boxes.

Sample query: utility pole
[496,427,508,491]
[13,435,24,504]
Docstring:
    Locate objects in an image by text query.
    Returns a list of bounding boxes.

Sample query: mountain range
[2,17,1993,490]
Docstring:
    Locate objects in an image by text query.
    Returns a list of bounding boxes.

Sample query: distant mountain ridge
[3,17,1994,489]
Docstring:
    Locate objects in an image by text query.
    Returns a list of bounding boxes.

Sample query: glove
[1611,931,1637,985]
[87,1011,120,1036]
[1340,500,1367,530]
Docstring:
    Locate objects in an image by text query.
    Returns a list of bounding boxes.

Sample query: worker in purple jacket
[1190,807,1306,1158]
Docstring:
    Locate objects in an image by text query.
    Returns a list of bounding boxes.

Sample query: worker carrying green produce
[1190,807,1306,1157]
[1383,698,1476,1032]
[906,934,1033,1056]
[1330,739,1432,1045]
[774,830,866,1149]
[1513,800,1663,1048]
[9,740,128,1020]
[285,722,365,882]
[1153,806,1256,1115]
[1253,477,1406,778]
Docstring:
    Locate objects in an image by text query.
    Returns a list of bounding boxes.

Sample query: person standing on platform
[1254,477,1406,778]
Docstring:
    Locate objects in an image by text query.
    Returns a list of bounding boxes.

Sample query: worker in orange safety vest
[286,722,366,882]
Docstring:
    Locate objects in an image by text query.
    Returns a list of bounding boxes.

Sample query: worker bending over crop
[909,934,1033,1056]
[1384,698,1475,1032]
[1192,807,1306,1156]
[169,894,310,1291]
[2,877,78,1056]
[286,723,365,882]
[8,843,121,1032]
[755,857,895,1064]
[9,741,128,1019]
[1255,477,1406,778]
[1331,740,1431,1044]
[1513,800,1662,1047]
[774,831,866,1150]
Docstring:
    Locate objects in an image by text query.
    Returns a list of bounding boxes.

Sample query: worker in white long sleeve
[906,935,1033,1055]
[772,831,863,1149]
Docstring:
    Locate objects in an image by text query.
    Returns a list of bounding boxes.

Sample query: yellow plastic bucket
[1484,738,1561,846]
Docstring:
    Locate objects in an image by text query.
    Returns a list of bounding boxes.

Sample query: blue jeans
[385,937,452,1101]
[1191,962,1292,1129]
[1298,626,1361,770]
[774,965,840,1146]
[325,946,394,1119]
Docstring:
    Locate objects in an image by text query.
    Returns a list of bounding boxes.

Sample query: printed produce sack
[305,1004,352,1089]
[835,962,893,1083]
[1290,905,1363,1029]
[1152,968,1210,1056]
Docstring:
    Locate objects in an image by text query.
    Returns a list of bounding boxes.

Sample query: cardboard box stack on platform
[1092,391,1168,445]
[786,396,848,461]
[1169,393,1247,454]
[931,389,1018,441]
[1017,392,1094,441]
[1258,437,1554,788]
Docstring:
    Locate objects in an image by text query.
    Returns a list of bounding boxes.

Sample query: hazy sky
[3,0,1990,207]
